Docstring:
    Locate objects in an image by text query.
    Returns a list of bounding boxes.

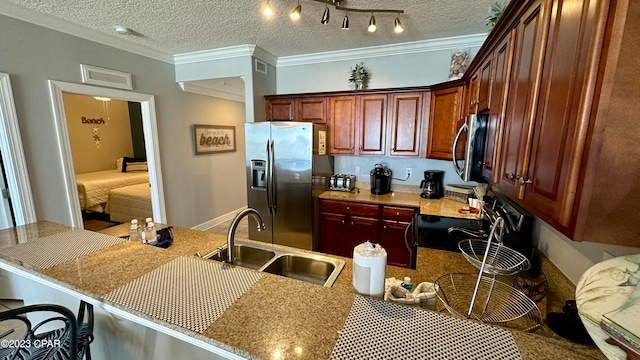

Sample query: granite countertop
[0,221,605,359]
[318,185,484,220]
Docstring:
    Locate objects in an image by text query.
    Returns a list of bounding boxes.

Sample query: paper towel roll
[352,241,387,298]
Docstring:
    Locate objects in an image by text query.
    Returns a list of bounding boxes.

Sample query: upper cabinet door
[523,0,606,226]
[297,97,328,124]
[267,98,296,121]
[483,31,515,184]
[358,95,387,155]
[388,93,423,157]
[498,0,551,199]
[427,86,463,160]
[477,56,493,112]
[328,96,357,154]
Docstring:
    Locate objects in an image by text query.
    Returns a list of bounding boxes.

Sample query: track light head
[263,0,273,16]
[341,14,349,30]
[290,4,302,19]
[394,17,404,33]
[367,15,376,32]
[321,6,330,24]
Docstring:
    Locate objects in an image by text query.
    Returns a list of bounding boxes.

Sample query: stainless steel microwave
[452,114,487,182]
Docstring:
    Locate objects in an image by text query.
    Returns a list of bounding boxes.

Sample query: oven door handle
[404,219,414,254]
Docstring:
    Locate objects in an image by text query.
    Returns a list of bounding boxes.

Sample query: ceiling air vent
[255,59,267,75]
[80,64,133,90]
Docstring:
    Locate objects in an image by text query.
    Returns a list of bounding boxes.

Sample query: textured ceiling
[3,0,498,57]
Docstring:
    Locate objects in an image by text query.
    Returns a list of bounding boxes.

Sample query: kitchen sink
[262,254,338,286]
[204,244,276,270]
[201,241,345,287]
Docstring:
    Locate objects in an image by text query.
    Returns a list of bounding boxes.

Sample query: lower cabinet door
[381,220,412,268]
[319,212,347,256]
[347,216,380,254]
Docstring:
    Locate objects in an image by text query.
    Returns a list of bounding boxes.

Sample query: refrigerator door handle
[270,140,277,215]
[265,140,273,214]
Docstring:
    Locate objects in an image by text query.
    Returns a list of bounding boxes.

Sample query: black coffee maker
[420,170,445,199]
[370,164,392,195]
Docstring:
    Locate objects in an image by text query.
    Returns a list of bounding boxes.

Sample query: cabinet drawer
[319,200,379,217]
[382,206,416,221]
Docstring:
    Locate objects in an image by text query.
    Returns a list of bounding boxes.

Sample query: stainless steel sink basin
[201,241,345,287]
[262,254,339,286]
[203,244,275,270]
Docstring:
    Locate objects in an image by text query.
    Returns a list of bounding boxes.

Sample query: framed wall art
[193,125,236,155]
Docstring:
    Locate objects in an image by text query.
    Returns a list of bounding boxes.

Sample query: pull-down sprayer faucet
[226,208,265,263]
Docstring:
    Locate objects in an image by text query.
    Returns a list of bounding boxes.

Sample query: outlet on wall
[406,168,413,178]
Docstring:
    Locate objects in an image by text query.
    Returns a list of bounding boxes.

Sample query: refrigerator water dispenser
[251,160,266,189]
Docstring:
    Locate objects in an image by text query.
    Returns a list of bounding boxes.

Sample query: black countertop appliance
[370,164,391,195]
[420,170,445,199]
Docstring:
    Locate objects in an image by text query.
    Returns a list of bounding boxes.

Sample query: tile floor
[208,218,249,239]
[0,299,25,340]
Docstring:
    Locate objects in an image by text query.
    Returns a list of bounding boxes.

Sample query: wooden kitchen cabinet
[467,56,493,114]
[266,97,327,123]
[497,0,551,198]
[468,0,637,245]
[328,96,357,154]
[318,199,415,268]
[266,98,296,121]
[388,93,423,157]
[519,0,613,227]
[357,94,387,155]
[427,85,464,160]
[482,31,515,184]
[380,206,415,268]
[297,97,327,123]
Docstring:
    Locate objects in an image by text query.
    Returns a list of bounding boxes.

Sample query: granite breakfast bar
[0,220,605,359]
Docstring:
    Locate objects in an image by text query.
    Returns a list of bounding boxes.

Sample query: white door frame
[48,80,166,228]
[0,73,36,226]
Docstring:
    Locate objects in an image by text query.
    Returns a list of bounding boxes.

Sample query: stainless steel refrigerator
[245,122,333,250]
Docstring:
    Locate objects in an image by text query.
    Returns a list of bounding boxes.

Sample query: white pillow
[125,162,148,172]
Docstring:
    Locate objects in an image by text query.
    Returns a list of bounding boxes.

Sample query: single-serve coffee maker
[420,170,445,199]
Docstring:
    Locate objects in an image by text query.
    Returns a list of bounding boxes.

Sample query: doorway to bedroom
[62,93,149,230]
[49,80,166,230]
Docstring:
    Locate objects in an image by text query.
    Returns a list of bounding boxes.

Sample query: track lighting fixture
[290,2,302,20]
[394,17,404,33]
[263,0,273,16]
[341,13,349,30]
[367,15,376,32]
[264,0,403,33]
[321,3,330,24]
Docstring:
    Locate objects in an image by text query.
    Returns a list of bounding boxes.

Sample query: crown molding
[178,82,245,103]
[174,45,277,67]
[277,33,488,67]
[0,0,174,64]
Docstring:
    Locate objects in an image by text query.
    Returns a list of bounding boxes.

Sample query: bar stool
[0,300,94,359]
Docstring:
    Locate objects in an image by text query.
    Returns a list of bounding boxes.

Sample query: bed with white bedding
[106,183,152,223]
[76,169,149,212]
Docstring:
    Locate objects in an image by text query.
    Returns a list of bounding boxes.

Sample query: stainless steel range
[412,192,534,263]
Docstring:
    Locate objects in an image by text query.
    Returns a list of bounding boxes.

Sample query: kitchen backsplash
[334,156,477,188]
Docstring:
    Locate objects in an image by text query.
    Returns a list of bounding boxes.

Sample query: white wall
[275,36,484,93]
[0,15,246,228]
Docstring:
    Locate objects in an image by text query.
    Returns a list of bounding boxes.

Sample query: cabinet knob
[383,225,387,229]
[519,177,533,185]
[341,220,344,224]
[351,222,354,226]
[507,173,516,180]
[346,206,350,210]
[396,212,400,216]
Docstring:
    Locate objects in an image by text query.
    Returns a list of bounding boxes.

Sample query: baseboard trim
[191,206,247,231]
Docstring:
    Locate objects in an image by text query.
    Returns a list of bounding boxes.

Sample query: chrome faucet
[226,208,265,263]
